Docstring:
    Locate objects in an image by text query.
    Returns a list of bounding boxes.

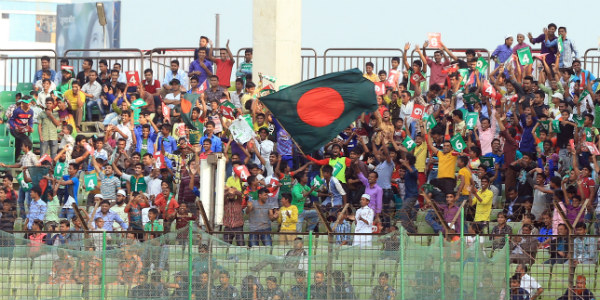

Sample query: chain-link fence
[0,225,598,300]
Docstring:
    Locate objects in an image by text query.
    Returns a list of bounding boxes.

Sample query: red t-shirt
[215,59,234,87]
[143,79,160,94]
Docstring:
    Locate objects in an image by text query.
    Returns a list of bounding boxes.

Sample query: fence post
[188,221,193,300]
[459,206,464,300]
[473,234,479,300]
[306,231,313,300]
[505,234,510,300]
[399,228,404,300]
[439,232,445,300]
[101,231,106,300]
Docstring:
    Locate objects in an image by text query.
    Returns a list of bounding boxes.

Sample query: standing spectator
[189,47,213,85]
[213,40,235,88]
[491,35,514,65]
[8,97,34,161]
[236,48,253,79]
[528,23,558,66]
[82,70,103,120]
[124,191,148,231]
[352,194,374,247]
[515,264,544,300]
[112,62,127,83]
[355,168,383,217]
[55,163,80,220]
[38,97,61,157]
[277,193,298,245]
[419,41,451,87]
[246,188,277,247]
[363,62,378,82]
[93,200,129,231]
[292,172,318,232]
[33,56,56,83]
[491,212,513,250]
[470,176,494,224]
[0,139,37,218]
[545,27,578,68]
[25,187,47,230]
[426,122,459,195]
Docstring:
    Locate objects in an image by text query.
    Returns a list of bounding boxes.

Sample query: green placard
[480,157,494,169]
[517,47,533,66]
[450,134,466,152]
[536,120,550,136]
[424,114,437,131]
[458,69,470,86]
[463,93,480,105]
[133,108,141,125]
[557,36,564,53]
[84,173,98,191]
[573,114,584,128]
[594,106,600,128]
[476,57,488,74]
[585,128,594,142]
[402,136,416,151]
[551,120,561,133]
[465,112,478,130]
[17,172,32,192]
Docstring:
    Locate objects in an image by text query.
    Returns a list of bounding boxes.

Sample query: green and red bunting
[221,101,237,120]
[259,69,377,153]
[180,93,201,130]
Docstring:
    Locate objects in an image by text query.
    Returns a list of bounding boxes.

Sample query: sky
[119,0,600,55]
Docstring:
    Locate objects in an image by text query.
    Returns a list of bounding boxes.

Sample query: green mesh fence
[0,226,597,300]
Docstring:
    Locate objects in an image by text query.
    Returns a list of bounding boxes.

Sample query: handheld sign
[480,157,494,169]
[411,104,425,120]
[585,142,600,155]
[465,112,479,130]
[450,134,466,152]
[402,136,417,151]
[84,174,98,191]
[428,33,442,48]
[126,71,140,87]
[234,165,250,181]
[374,82,386,96]
[517,48,533,66]
[476,57,488,74]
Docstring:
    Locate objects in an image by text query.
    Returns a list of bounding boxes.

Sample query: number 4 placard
[517,47,533,66]
[465,112,479,130]
[428,33,442,48]
[126,71,140,87]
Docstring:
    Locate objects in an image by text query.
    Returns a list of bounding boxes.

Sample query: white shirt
[354,206,374,233]
[115,123,133,151]
[255,138,274,168]
[520,273,541,295]
[147,177,162,197]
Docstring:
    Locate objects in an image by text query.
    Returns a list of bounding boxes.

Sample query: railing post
[188,221,193,300]
[459,206,464,300]
[473,234,479,300]
[399,228,405,300]
[505,234,510,300]
[101,231,106,300]
[439,231,445,300]
[306,231,313,300]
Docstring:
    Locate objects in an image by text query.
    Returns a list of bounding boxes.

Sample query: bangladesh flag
[180,93,201,130]
[259,69,377,153]
[221,101,237,120]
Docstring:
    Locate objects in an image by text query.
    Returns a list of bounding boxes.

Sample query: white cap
[361,194,371,201]
[117,189,126,196]
[552,92,564,100]
[505,34,513,40]
[94,194,104,199]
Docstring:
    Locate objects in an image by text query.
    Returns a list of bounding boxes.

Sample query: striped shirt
[98,173,120,200]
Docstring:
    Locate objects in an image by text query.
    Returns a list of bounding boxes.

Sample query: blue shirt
[492,44,513,65]
[62,174,79,204]
[33,69,56,84]
[156,135,178,154]
[162,69,188,88]
[375,160,394,190]
[93,210,128,230]
[188,59,213,84]
[199,134,223,153]
[27,199,47,229]
[404,166,419,198]
[134,125,157,155]
[483,152,505,185]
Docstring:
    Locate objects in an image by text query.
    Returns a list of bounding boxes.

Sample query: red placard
[234,165,250,181]
[153,152,166,169]
[411,104,425,120]
[126,71,140,87]
[428,33,442,48]
[482,80,497,98]
[585,142,600,155]
[410,72,425,86]
[162,104,171,123]
[386,69,400,89]
[374,82,386,96]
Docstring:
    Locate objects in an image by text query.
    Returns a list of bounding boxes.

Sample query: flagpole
[268,114,309,157]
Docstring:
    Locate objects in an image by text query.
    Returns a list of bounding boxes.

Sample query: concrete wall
[252,0,302,89]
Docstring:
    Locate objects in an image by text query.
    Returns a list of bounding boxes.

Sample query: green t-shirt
[144,220,164,232]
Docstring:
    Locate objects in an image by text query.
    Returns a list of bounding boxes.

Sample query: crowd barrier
[0,224,598,300]
[4,47,599,91]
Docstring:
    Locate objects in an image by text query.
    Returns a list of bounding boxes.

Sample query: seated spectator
[469,176,494,224]
[199,121,223,152]
[192,244,222,278]
[33,56,56,84]
[204,75,228,103]
[115,248,143,286]
[310,271,327,300]
[510,274,530,300]
[63,80,85,130]
[557,275,595,300]
[423,191,460,234]
[491,212,512,249]
[82,70,103,121]
[515,263,544,300]
[287,271,307,300]
[7,97,34,161]
[573,222,597,264]
[129,272,168,298]
[250,237,308,272]
[74,247,101,285]
[264,276,284,300]
[47,249,76,284]
[510,224,539,265]
[35,71,56,98]
[38,97,61,157]
[76,58,93,85]
[372,272,396,300]
[214,270,238,300]
[162,60,188,96]
[240,275,264,300]
[124,192,149,231]
[28,219,46,258]
[545,223,569,265]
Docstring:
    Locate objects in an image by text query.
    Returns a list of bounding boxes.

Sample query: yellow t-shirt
[414,143,428,172]
[457,167,471,196]
[278,205,298,232]
[225,176,243,192]
[363,73,378,82]
[437,151,458,179]
[472,189,493,222]
[63,89,85,110]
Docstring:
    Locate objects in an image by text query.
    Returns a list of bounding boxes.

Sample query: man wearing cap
[57,65,75,94]
[549,93,564,120]
[110,191,129,230]
[8,96,34,160]
[492,35,514,67]
[352,194,375,247]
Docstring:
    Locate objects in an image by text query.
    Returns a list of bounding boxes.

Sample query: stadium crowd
[1,24,600,299]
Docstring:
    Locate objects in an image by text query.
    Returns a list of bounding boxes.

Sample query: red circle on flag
[297,87,344,127]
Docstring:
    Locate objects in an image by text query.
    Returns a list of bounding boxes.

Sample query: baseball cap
[117,189,126,197]
[361,194,371,201]
[94,194,104,199]
[552,92,564,100]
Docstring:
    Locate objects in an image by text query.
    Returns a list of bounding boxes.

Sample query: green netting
[0,227,596,300]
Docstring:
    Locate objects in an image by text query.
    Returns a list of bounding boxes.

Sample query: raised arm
[441,42,457,61]
[403,43,412,71]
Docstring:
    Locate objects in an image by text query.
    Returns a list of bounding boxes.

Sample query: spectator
[264,276,284,300]
[246,188,277,247]
[292,171,318,232]
[545,223,569,265]
[63,80,85,130]
[38,97,61,157]
[310,271,327,300]
[162,60,188,95]
[115,248,143,286]
[236,48,253,79]
[47,249,76,284]
[557,275,595,300]
[515,264,543,300]
[287,271,307,300]
[33,56,56,83]
[352,194,375,247]
[25,187,46,230]
[528,23,558,66]
[470,175,494,223]
[76,58,93,85]
[189,47,213,85]
[82,70,103,120]
[573,222,597,264]
[510,224,539,265]
[277,193,298,245]
[423,191,460,234]
[214,270,238,300]
[372,272,396,300]
[510,274,530,300]
[7,97,34,161]
[93,200,129,231]
[491,212,513,250]
[491,35,514,66]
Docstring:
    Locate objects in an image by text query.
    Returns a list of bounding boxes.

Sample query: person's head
[219,270,230,285]
[497,212,507,224]
[575,222,587,235]
[442,140,452,154]
[2,175,12,189]
[109,69,119,82]
[161,180,171,196]
[113,62,122,72]
[445,193,456,206]
[322,165,333,179]
[378,272,389,286]
[266,276,278,290]
[148,208,158,221]
[557,223,568,235]
[294,271,306,284]
[30,186,42,200]
[59,219,70,232]
[32,219,44,231]
[547,23,557,35]
[575,275,587,293]
[67,162,78,176]
[504,35,514,47]
[244,48,253,62]
[1,200,11,212]
[258,188,269,202]
[82,58,93,70]
[281,193,292,207]
[205,121,215,135]
[197,47,207,61]
[170,60,180,73]
[510,274,521,289]
[412,59,423,73]
[365,62,374,74]
[209,75,219,88]
[457,156,468,168]
[360,194,370,207]
[314,271,324,284]
[100,200,111,214]
[572,59,582,73]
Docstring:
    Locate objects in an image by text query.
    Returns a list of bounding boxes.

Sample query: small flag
[259,84,277,97]
[198,80,208,93]
[557,36,564,53]
[463,93,480,105]
[534,53,548,62]
[551,120,561,133]
[442,64,459,74]
[424,114,437,131]
[220,101,237,120]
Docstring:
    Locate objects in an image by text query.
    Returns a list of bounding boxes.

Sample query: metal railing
[0,49,57,90]
[62,48,145,78]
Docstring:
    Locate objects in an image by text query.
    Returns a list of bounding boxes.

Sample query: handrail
[0,49,57,90]
[322,48,404,75]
